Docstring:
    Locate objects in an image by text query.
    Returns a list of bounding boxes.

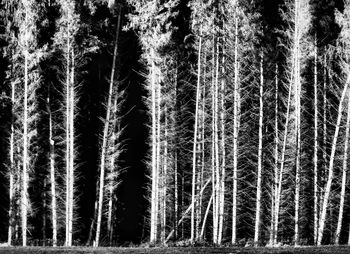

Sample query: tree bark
[313,38,318,244]
[254,55,264,246]
[191,31,202,243]
[48,91,57,247]
[232,13,239,245]
[335,93,350,245]
[22,5,29,245]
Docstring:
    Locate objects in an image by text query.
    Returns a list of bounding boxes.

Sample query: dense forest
[1,0,350,249]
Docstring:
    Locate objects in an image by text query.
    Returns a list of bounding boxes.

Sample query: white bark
[191,33,202,243]
[317,75,350,245]
[68,50,75,247]
[218,43,226,245]
[22,6,29,245]
[335,96,350,245]
[95,9,121,246]
[65,12,71,246]
[212,39,220,244]
[294,0,302,245]
[8,65,15,246]
[274,80,293,245]
[48,93,57,247]
[254,55,264,245]
[313,38,318,244]
[200,194,213,240]
[166,178,211,242]
[232,13,239,245]
[270,64,279,245]
[150,48,158,243]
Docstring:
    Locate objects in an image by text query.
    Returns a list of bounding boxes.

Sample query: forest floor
[0,246,350,254]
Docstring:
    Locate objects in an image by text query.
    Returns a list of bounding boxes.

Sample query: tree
[127,0,179,243]
[54,0,80,246]
[94,2,122,247]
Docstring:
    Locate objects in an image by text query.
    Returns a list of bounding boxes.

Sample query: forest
[1,0,350,249]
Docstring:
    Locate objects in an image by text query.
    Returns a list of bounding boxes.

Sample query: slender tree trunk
[335,97,350,245]
[191,32,202,243]
[150,47,159,243]
[166,178,211,242]
[22,7,29,245]
[107,93,120,245]
[200,194,213,240]
[254,55,264,246]
[218,44,226,245]
[294,1,302,245]
[94,7,121,247]
[232,13,239,245]
[68,50,75,247]
[107,133,115,245]
[174,151,178,240]
[48,92,57,247]
[65,15,71,246]
[270,64,279,245]
[212,38,220,244]
[161,110,168,243]
[274,81,293,245]
[320,55,327,238]
[313,38,318,244]
[317,75,350,245]
[43,178,47,246]
[8,66,15,246]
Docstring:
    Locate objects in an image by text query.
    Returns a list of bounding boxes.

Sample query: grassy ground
[0,246,350,254]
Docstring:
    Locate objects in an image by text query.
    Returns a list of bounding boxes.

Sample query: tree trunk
[65,13,71,246]
[313,38,318,244]
[232,13,239,245]
[48,91,57,247]
[150,47,159,243]
[270,64,279,245]
[218,43,226,245]
[22,7,29,245]
[294,1,302,245]
[95,7,121,247]
[274,80,293,245]
[254,55,264,246]
[335,94,350,245]
[68,50,75,247]
[166,178,211,242]
[8,63,15,246]
[191,31,202,243]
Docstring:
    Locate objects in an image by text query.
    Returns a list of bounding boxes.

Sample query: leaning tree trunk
[335,93,350,245]
[94,6,122,247]
[270,64,279,245]
[274,80,293,246]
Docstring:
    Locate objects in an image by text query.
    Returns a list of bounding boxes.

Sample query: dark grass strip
[1,246,350,254]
